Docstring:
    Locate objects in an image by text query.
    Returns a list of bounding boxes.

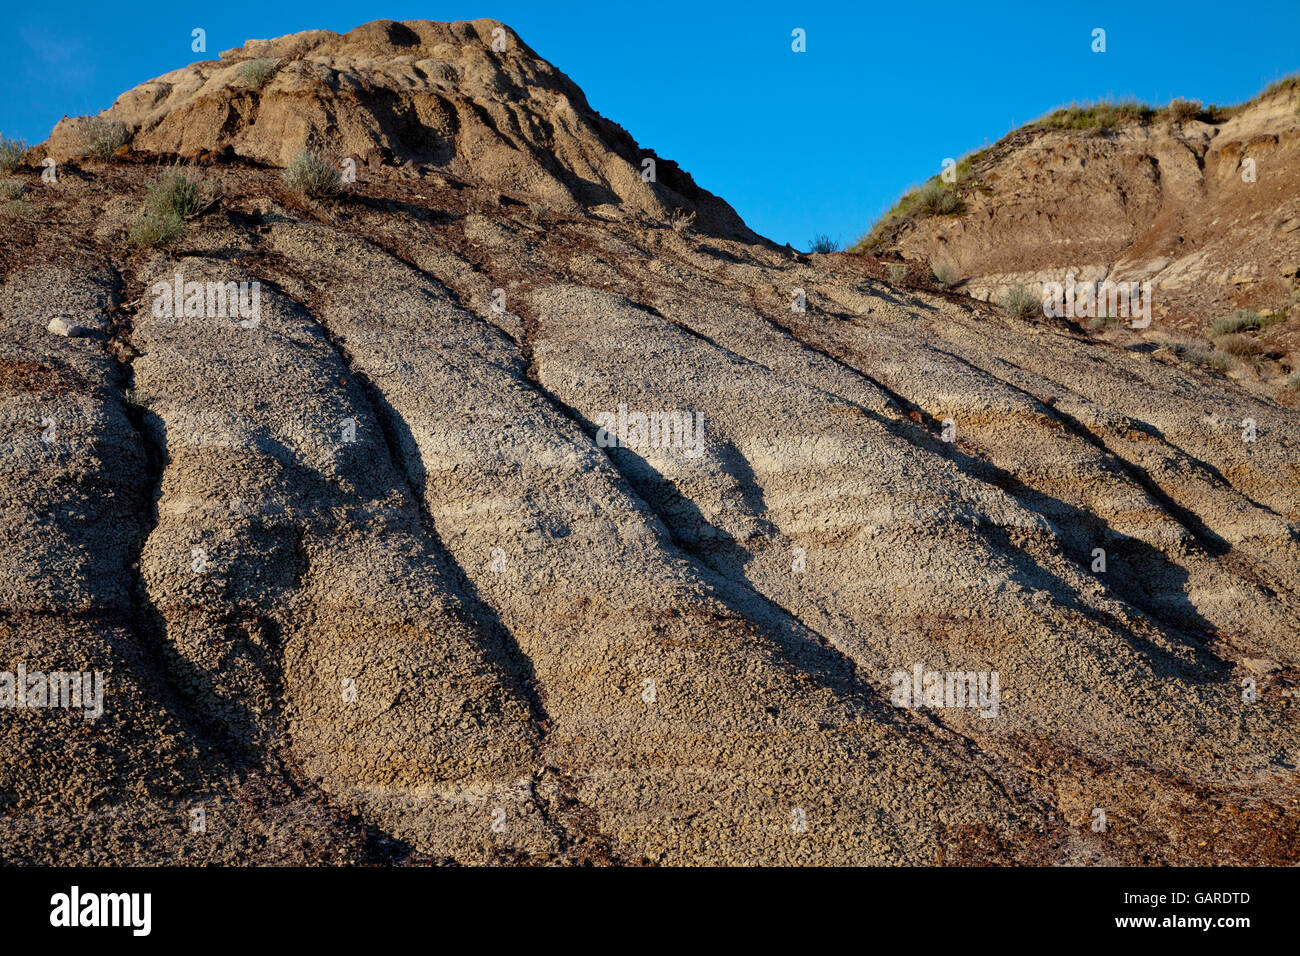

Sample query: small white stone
[47,317,87,337]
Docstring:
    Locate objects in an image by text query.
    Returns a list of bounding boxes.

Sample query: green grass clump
[1162,98,1202,123]
[1261,74,1300,100]
[1288,369,1300,390]
[1034,99,1156,132]
[146,167,213,220]
[1209,309,1282,336]
[282,150,341,199]
[999,284,1039,320]
[1159,340,1233,374]
[239,58,281,91]
[887,263,907,284]
[79,117,129,160]
[0,179,25,200]
[128,209,184,248]
[0,135,27,173]
[0,200,28,219]
[949,147,992,184]
[1199,104,1239,122]
[852,147,987,251]
[127,167,214,248]
[931,263,957,287]
[916,181,962,215]
[808,234,839,253]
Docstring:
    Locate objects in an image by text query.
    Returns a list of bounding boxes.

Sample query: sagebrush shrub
[1210,309,1280,335]
[128,209,184,248]
[0,136,27,173]
[283,150,341,199]
[240,58,281,91]
[79,117,129,160]
[146,168,212,220]
[917,181,961,215]
[999,284,1039,320]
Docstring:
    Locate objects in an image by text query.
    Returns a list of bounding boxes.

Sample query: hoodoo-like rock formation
[1,20,1296,865]
[42,18,754,242]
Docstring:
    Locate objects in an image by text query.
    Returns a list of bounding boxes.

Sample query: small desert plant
[128,209,184,248]
[853,168,975,251]
[1288,369,1300,390]
[888,263,907,284]
[916,181,962,215]
[146,167,214,220]
[0,179,25,200]
[1087,312,1123,330]
[808,234,840,254]
[931,263,957,287]
[1163,98,1202,123]
[283,150,341,199]
[0,135,27,173]
[668,208,696,234]
[1185,348,1233,374]
[0,200,28,218]
[126,167,214,248]
[1035,100,1156,132]
[1198,103,1239,123]
[999,284,1040,320]
[79,117,129,161]
[1213,333,1266,357]
[1261,74,1300,102]
[1209,308,1281,335]
[239,58,281,91]
[528,202,548,218]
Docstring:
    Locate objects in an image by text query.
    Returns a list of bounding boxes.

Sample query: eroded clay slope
[868,84,1300,391]
[1,19,1296,865]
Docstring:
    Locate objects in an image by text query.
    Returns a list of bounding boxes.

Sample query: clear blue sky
[3,0,1298,248]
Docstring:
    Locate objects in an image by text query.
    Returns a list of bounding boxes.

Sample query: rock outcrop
[867,84,1300,391]
[1,20,1296,865]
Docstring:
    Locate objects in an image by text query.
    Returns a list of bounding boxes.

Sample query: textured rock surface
[869,86,1300,391]
[1,20,1297,864]
[41,18,753,243]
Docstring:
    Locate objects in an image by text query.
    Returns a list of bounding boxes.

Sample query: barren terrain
[0,18,1296,865]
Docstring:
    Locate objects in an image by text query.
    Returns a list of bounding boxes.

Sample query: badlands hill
[863,83,1300,392]
[0,19,1297,865]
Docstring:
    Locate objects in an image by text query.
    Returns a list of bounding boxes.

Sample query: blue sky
[3,0,1298,248]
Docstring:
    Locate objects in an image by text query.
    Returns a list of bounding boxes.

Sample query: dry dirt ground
[0,18,1296,865]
